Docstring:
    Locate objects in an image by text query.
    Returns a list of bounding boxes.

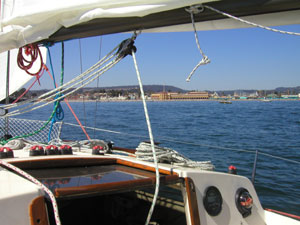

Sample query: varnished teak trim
[185,177,201,225]
[10,156,177,176]
[29,196,49,225]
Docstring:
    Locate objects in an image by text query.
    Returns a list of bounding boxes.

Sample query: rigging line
[7,54,116,115]
[3,44,120,110]
[94,36,103,138]
[11,66,45,104]
[185,5,210,82]
[78,39,87,130]
[63,122,300,165]
[48,42,65,142]
[203,5,300,36]
[64,99,91,140]
[4,52,116,113]
[5,57,121,117]
[132,49,160,225]
[46,46,57,88]
[44,62,91,140]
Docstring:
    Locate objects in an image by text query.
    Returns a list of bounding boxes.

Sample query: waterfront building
[151,91,209,100]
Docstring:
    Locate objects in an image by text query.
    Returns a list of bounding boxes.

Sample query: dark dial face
[203,186,223,216]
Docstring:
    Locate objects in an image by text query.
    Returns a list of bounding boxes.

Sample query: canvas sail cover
[0,0,300,53]
[0,0,215,52]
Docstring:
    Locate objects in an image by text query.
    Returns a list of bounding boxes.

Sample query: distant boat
[261,98,272,102]
[219,100,232,104]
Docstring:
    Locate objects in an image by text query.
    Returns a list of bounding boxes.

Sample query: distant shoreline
[64,98,300,103]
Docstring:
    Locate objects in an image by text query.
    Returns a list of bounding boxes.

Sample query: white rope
[136,142,214,170]
[132,49,160,225]
[186,5,210,82]
[203,5,300,36]
[5,57,122,117]
[4,45,118,111]
[2,42,121,117]
[0,160,61,225]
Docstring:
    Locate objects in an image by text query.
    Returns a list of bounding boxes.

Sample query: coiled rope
[17,44,44,84]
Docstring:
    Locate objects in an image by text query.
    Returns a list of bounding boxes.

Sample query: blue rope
[46,46,57,88]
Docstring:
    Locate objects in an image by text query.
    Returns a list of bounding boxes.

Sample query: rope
[48,42,65,142]
[17,44,44,84]
[0,160,61,225]
[64,98,91,140]
[43,57,91,141]
[131,41,160,225]
[3,43,120,112]
[185,5,210,82]
[3,54,121,117]
[203,5,300,36]
[2,35,140,120]
[12,67,45,104]
[136,142,214,170]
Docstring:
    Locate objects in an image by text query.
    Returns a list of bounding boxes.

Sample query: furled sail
[0,48,47,102]
[0,0,300,53]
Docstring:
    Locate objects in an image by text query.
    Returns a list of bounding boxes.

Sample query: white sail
[0,0,300,53]
[0,0,214,52]
[0,47,47,102]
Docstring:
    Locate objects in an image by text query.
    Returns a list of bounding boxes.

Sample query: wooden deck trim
[116,158,176,175]
[185,177,201,225]
[10,157,177,176]
[113,146,136,154]
[29,196,49,225]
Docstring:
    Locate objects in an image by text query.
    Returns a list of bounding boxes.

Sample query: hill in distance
[27,85,300,96]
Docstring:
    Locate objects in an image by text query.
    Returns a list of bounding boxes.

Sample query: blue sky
[38,24,300,91]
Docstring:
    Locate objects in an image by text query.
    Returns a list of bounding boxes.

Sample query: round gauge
[235,188,253,218]
[203,186,223,216]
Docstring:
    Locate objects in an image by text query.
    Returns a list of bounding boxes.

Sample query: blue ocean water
[20,100,300,215]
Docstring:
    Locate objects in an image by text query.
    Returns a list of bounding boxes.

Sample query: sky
[35,24,300,91]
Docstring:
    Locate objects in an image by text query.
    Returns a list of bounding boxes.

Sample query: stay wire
[79,39,87,130]
[94,36,103,138]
